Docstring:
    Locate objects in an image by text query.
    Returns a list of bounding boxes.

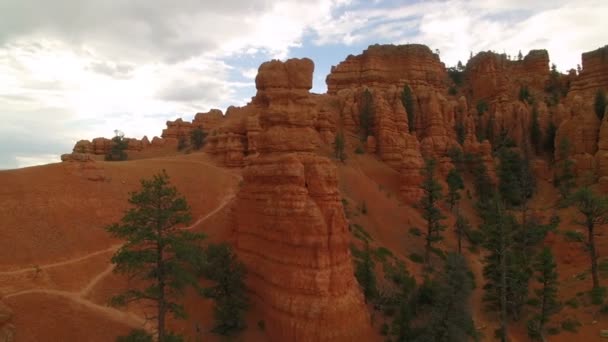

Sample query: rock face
[326,44,447,95]
[0,301,15,342]
[233,58,371,341]
[465,50,550,103]
[570,45,608,96]
[555,95,599,174]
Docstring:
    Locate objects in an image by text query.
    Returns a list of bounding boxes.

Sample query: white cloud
[309,0,607,70]
[15,154,61,168]
[0,0,606,169]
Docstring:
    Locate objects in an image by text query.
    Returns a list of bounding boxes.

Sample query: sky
[0,0,606,169]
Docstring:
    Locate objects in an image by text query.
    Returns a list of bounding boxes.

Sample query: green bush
[591,287,607,305]
[409,227,422,237]
[355,146,365,154]
[373,247,393,262]
[564,230,585,243]
[561,318,581,332]
[380,323,389,336]
[409,253,424,264]
[116,329,153,342]
[565,298,580,308]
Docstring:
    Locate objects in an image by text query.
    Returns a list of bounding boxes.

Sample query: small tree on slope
[418,158,446,267]
[107,171,205,341]
[527,247,560,341]
[570,186,608,291]
[200,243,249,335]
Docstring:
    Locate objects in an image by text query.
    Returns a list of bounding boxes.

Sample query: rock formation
[569,45,608,96]
[232,58,371,341]
[464,50,550,104]
[326,44,447,95]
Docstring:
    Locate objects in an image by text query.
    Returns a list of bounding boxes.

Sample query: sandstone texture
[569,45,608,96]
[233,58,371,341]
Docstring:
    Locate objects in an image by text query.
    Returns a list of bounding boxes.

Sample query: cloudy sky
[1,0,606,169]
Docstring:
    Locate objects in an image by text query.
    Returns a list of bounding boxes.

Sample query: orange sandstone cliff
[232,58,372,341]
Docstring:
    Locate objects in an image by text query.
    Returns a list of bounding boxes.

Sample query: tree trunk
[589,222,600,290]
[500,218,508,342]
[426,221,432,266]
[157,238,166,341]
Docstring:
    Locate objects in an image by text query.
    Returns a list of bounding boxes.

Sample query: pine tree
[570,187,608,290]
[190,128,207,150]
[446,168,464,212]
[480,197,513,342]
[455,214,471,255]
[359,89,374,140]
[414,253,477,342]
[106,130,129,161]
[418,159,446,266]
[544,121,556,157]
[106,171,205,341]
[402,84,415,133]
[334,130,346,162]
[518,50,523,61]
[498,148,535,207]
[200,243,249,335]
[555,138,576,199]
[527,248,560,341]
[530,106,542,154]
[354,239,377,302]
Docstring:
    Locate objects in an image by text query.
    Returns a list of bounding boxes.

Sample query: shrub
[565,298,580,308]
[591,287,607,305]
[190,128,207,150]
[380,323,389,336]
[355,145,365,154]
[257,320,265,331]
[476,100,488,115]
[409,227,422,237]
[561,318,581,332]
[409,253,424,264]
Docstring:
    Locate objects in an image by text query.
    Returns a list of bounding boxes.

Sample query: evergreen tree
[497,148,535,207]
[390,270,418,341]
[595,89,607,121]
[106,130,129,161]
[555,138,576,199]
[544,121,557,157]
[471,154,494,207]
[446,168,464,211]
[106,171,205,341]
[480,197,513,342]
[354,239,377,302]
[530,106,542,153]
[570,187,608,290]
[527,248,560,341]
[414,253,477,342]
[190,128,207,150]
[518,50,523,61]
[200,243,249,335]
[402,84,415,133]
[418,159,446,266]
[455,214,471,255]
[457,60,464,72]
[359,89,374,140]
[334,130,346,162]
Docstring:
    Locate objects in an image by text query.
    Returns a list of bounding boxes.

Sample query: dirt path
[1,192,237,333]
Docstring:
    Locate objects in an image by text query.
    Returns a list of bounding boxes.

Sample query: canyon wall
[232,58,371,341]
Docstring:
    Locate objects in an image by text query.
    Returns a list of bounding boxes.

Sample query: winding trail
[0,191,237,332]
